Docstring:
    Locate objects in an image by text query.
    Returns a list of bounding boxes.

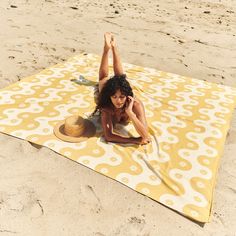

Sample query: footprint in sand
[63,47,76,53]
[10,25,20,29]
[111,216,148,235]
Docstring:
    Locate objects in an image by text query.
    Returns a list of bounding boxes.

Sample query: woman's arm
[125,97,151,142]
[101,109,141,144]
[128,112,149,139]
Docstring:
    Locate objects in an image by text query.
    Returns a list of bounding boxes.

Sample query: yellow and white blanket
[0,53,236,222]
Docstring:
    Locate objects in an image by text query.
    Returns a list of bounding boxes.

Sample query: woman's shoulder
[132,96,144,114]
[133,96,142,106]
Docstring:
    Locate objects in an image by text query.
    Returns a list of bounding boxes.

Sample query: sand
[0,0,236,235]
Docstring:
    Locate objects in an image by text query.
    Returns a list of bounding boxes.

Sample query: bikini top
[101,107,130,125]
[112,110,130,124]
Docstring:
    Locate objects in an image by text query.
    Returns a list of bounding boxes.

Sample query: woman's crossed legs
[98,32,124,92]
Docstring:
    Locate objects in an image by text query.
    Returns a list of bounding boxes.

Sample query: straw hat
[53,115,96,142]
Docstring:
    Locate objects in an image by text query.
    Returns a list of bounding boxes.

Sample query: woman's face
[110,89,127,109]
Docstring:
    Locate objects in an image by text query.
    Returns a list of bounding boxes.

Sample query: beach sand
[0,0,236,235]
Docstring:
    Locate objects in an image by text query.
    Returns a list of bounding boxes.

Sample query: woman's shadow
[70,75,99,105]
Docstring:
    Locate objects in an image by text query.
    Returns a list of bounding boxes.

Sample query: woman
[90,32,151,145]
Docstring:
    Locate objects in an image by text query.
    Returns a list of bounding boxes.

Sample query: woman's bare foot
[111,34,116,48]
[104,32,112,51]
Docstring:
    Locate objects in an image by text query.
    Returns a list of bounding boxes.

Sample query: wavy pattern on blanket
[0,53,236,222]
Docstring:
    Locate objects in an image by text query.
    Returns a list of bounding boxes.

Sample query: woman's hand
[125,96,135,116]
[140,136,152,145]
[132,136,152,145]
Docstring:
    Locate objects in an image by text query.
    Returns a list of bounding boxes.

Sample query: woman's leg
[99,32,111,80]
[111,34,124,76]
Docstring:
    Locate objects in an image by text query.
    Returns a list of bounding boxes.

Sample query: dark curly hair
[89,74,133,117]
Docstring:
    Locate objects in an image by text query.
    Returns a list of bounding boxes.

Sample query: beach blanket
[0,53,236,222]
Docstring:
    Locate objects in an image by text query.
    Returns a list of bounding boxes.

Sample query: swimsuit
[111,109,131,125]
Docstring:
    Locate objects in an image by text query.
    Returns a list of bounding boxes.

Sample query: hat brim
[53,119,96,143]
